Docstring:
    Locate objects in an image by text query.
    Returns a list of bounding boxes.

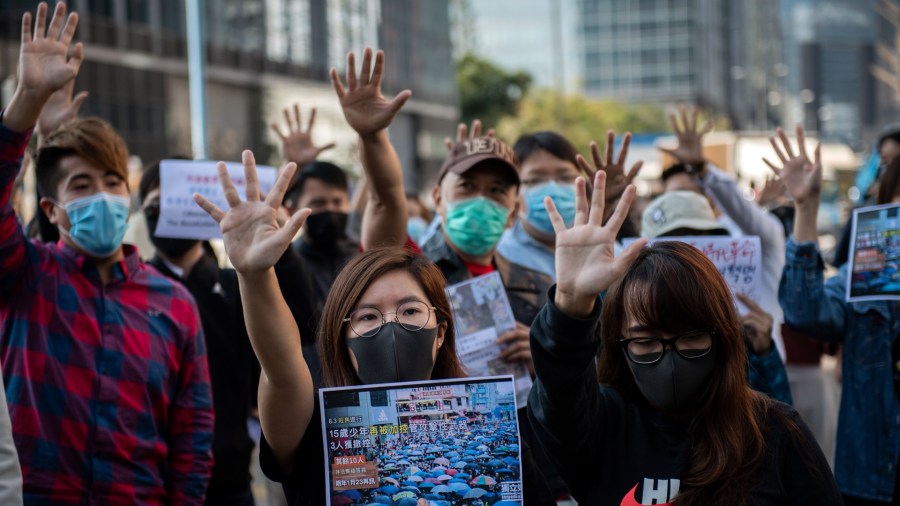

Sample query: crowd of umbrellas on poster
[330,420,523,506]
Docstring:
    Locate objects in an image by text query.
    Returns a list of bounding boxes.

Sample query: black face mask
[626,347,717,412]
[346,322,439,385]
[145,210,199,259]
[305,211,348,246]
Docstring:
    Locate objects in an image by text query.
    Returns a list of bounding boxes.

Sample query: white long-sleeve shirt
[699,164,787,360]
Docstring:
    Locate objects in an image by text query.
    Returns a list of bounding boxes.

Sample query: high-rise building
[578,0,729,112]
[452,0,582,93]
[724,0,788,131]
[0,0,457,190]
[779,0,893,146]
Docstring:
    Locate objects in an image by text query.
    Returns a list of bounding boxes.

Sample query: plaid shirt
[0,122,214,505]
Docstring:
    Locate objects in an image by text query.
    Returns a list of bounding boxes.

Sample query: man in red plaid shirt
[0,3,213,504]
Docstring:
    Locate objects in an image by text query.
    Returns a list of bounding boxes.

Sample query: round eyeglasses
[343,300,437,338]
[619,329,715,365]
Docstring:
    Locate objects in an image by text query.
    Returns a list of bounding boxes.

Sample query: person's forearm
[554,291,596,319]
[359,130,407,248]
[236,269,311,387]
[0,122,36,299]
[702,164,784,240]
[779,239,848,341]
[236,268,315,471]
[792,199,819,244]
[2,89,50,133]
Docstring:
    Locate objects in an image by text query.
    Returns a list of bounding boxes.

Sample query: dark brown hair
[877,155,900,205]
[599,241,768,505]
[35,117,129,199]
[318,247,466,387]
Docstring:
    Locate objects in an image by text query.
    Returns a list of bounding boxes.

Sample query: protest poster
[846,203,900,302]
[319,376,524,506]
[155,159,277,240]
[445,273,532,407]
[623,236,763,312]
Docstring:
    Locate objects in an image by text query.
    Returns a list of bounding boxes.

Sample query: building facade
[0,0,458,191]
[578,0,729,112]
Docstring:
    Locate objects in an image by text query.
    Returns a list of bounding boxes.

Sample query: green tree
[456,52,532,128]
[496,89,671,153]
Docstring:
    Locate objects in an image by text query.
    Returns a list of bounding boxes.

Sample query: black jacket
[149,254,258,500]
[527,287,842,505]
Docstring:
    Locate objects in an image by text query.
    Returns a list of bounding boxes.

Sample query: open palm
[659,105,713,166]
[270,104,335,166]
[193,150,311,273]
[763,125,821,205]
[330,49,411,137]
[37,79,88,136]
[578,130,644,206]
[550,172,647,303]
[20,3,83,99]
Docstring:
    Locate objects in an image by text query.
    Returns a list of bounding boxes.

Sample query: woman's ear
[436,320,448,348]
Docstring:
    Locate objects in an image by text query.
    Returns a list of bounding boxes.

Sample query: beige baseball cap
[641,191,727,238]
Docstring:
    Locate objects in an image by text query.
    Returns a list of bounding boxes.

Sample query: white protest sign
[623,236,763,312]
[156,159,277,240]
[445,272,533,407]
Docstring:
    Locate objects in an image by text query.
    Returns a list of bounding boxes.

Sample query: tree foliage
[496,89,671,153]
[456,52,532,128]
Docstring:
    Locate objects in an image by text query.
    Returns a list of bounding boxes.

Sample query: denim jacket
[779,238,900,502]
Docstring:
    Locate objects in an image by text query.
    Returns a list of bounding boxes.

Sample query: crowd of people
[0,2,898,505]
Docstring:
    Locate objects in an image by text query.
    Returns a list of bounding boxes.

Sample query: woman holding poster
[772,125,900,505]
[194,147,555,504]
[526,170,840,505]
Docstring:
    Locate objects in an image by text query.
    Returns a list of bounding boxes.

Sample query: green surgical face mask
[444,196,510,256]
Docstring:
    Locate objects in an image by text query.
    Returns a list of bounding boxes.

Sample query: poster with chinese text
[847,203,900,301]
[445,272,532,407]
[319,376,524,505]
[157,159,276,240]
[623,236,763,313]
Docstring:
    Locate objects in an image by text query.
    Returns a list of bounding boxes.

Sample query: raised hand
[577,130,644,207]
[5,2,84,132]
[736,293,774,355]
[549,171,647,317]
[444,119,495,151]
[756,175,786,208]
[19,2,83,100]
[763,125,822,205]
[329,48,411,138]
[659,105,713,167]
[193,150,311,273]
[270,103,335,167]
[37,78,88,137]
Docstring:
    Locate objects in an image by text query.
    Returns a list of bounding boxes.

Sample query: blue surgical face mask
[444,196,510,256]
[523,181,576,235]
[54,192,131,258]
[407,216,429,243]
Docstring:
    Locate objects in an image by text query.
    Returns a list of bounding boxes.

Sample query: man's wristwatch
[683,161,706,175]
